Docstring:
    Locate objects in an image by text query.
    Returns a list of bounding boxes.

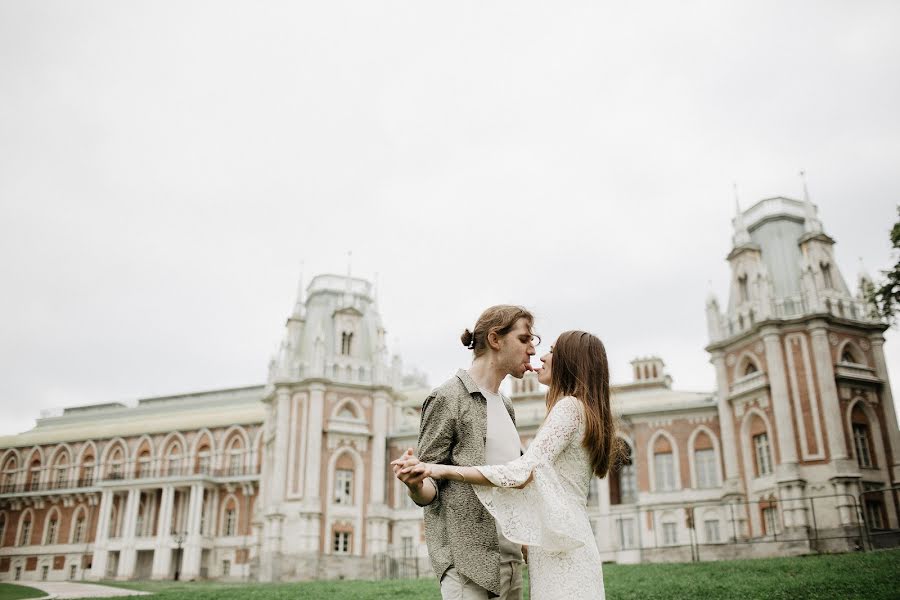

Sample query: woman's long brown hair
[546,330,622,478]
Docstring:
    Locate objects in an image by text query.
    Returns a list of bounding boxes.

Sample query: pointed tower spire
[800,170,824,234]
[732,182,752,246]
[291,261,306,319]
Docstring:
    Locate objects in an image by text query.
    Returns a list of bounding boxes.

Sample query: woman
[401,330,619,599]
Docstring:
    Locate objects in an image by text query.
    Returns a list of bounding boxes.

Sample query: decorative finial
[733,182,741,215]
[799,170,823,234]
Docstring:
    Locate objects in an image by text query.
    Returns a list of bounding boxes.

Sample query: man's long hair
[546,330,623,478]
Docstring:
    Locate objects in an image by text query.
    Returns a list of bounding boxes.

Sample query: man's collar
[455,369,481,396]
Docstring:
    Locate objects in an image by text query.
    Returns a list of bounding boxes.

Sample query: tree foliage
[868,206,900,324]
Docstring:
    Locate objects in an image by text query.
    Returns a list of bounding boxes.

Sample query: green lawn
[0,583,47,600]
[98,549,900,600]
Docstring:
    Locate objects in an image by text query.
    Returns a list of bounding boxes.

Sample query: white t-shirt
[479,384,524,563]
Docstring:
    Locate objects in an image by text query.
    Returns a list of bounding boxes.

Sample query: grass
[95,549,900,600]
[0,583,47,600]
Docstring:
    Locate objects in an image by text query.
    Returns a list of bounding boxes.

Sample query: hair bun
[460,329,474,348]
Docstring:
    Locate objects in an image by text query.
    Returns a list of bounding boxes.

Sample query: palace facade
[1,196,897,583]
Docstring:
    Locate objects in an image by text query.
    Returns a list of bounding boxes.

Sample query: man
[393,305,537,600]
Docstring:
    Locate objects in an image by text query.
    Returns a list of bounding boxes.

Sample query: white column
[179,484,204,580]
[369,392,388,506]
[711,352,742,494]
[303,384,325,501]
[809,323,849,461]
[762,328,799,469]
[89,489,114,580]
[116,488,141,579]
[870,335,900,483]
[270,387,291,505]
[152,486,175,579]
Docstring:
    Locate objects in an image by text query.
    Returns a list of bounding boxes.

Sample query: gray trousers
[440,562,523,600]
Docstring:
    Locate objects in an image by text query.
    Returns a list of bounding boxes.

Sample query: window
[228,439,244,476]
[853,424,873,468]
[136,454,151,478]
[340,332,353,356]
[762,506,778,535]
[167,448,182,476]
[0,514,6,547]
[619,463,637,504]
[81,462,95,486]
[69,564,77,580]
[654,452,676,491]
[46,517,58,544]
[401,536,414,557]
[753,433,773,476]
[41,565,48,581]
[222,560,231,576]
[744,361,758,376]
[55,464,68,488]
[616,518,636,549]
[694,448,718,488]
[704,520,720,543]
[738,275,749,303]
[821,263,834,289]
[28,463,41,491]
[662,522,678,545]
[334,469,353,505]
[15,566,21,580]
[223,508,236,537]
[19,519,31,546]
[73,516,85,544]
[197,450,211,474]
[333,531,351,554]
[841,348,858,364]
[865,501,885,530]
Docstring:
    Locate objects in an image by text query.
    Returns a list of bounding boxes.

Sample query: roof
[0,385,266,449]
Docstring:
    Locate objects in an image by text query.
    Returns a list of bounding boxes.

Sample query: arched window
[196,444,212,475]
[610,441,636,505]
[18,511,33,546]
[693,431,718,489]
[52,452,69,489]
[0,512,7,547]
[340,332,353,356]
[652,435,677,492]
[221,499,237,537]
[750,416,773,477]
[851,405,875,468]
[80,456,95,486]
[227,437,244,476]
[166,444,182,476]
[744,361,758,376]
[738,275,749,303]
[821,263,834,289]
[136,450,151,479]
[334,452,355,505]
[71,508,86,544]
[107,447,125,480]
[2,456,18,493]
[44,510,60,545]
[26,456,42,491]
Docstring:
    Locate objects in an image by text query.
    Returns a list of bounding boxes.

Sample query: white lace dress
[473,395,605,600]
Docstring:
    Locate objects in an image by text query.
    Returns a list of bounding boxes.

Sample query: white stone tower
[706,195,900,539]
[258,273,396,581]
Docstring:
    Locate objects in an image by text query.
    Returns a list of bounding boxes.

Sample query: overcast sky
[1,1,899,436]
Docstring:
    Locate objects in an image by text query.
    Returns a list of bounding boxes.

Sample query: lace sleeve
[475,396,582,487]
[471,396,587,552]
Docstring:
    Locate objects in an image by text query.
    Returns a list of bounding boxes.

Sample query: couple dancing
[392,305,619,600]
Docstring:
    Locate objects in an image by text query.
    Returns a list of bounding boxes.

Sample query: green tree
[868,206,900,323]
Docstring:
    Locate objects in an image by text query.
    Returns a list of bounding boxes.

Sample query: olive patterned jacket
[416,369,517,596]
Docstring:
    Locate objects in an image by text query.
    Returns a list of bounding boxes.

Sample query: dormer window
[821,263,834,289]
[340,332,353,356]
[738,275,749,303]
